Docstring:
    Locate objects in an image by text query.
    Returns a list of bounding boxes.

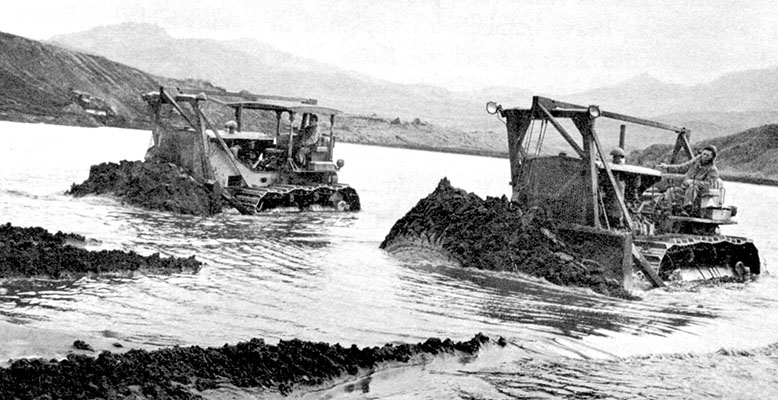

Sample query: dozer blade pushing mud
[485,97,760,289]
[142,87,360,213]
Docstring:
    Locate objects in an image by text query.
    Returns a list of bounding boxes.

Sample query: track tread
[228,184,360,213]
[634,235,760,280]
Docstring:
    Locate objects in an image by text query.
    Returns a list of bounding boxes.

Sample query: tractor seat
[700,187,725,208]
[315,137,330,153]
[700,179,725,208]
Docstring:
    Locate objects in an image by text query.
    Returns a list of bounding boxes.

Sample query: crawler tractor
[142,87,360,213]
[486,97,759,288]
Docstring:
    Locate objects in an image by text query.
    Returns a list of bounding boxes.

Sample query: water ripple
[2,124,778,399]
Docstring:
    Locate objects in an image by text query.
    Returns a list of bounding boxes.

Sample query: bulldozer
[486,96,759,289]
[142,87,360,214]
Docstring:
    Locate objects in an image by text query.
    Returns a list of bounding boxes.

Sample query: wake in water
[2,125,778,399]
[461,340,778,399]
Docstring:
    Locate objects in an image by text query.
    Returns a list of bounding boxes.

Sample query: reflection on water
[399,264,714,340]
[2,122,778,398]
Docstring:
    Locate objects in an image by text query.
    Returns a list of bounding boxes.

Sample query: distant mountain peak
[50,22,172,46]
[102,22,165,31]
[619,73,665,87]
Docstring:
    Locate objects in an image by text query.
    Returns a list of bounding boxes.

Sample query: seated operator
[657,144,720,216]
[295,114,320,165]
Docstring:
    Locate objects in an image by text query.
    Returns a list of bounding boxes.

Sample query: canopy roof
[225,100,342,116]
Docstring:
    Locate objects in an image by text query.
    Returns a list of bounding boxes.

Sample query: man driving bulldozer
[658,144,720,216]
[295,114,320,165]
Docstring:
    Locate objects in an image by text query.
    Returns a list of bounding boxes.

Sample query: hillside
[0,31,230,129]
[0,30,504,158]
[50,23,504,131]
[51,23,778,139]
[630,124,778,183]
[3,29,778,183]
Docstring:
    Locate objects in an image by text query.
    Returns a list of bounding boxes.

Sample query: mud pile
[381,179,635,299]
[0,333,494,399]
[67,160,223,216]
[0,223,200,279]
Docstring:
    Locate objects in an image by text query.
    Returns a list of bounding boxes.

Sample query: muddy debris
[0,333,496,399]
[72,340,94,352]
[67,160,223,216]
[381,178,637,299]
[0,223,201,279]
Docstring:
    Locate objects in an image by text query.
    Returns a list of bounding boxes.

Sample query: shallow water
[1,121,778,398]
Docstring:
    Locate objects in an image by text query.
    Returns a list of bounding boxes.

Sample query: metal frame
[502,96,693,232]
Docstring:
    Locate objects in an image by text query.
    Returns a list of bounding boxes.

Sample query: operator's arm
[659,155,700,173]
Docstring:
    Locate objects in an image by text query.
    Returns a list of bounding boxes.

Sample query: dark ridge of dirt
[0,333,495,399]
[0,223,201,279]
[380,178,637,299]
[67,160,224,216]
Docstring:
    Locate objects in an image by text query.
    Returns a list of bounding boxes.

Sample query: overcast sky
[3,0,778,94]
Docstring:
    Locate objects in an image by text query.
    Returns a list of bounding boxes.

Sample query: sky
[3,0,778,94]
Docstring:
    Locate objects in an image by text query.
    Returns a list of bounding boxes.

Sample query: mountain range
[0,30,508,157]
[50,22,778,144]
[3,25,778,182]
[50,23,521,131]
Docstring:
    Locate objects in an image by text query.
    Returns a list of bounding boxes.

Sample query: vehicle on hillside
[486,96,759,289]
[70,89,116,120]
[142,87,360,214]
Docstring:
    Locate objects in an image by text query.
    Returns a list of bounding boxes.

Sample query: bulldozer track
[228,184,361,214]
[634,235,759,280]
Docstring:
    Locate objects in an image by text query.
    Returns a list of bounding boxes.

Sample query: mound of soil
[67,160,223,216]
[0,333,494,399]
[0,223,200,279]
[380,178,636,299]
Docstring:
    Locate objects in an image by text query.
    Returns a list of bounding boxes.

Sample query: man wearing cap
[604,148,629,227]
[658,145,720,216]
[610,147,642,203]
[610,147,626,164]
[223,120,241,157]
[224,120,238,134]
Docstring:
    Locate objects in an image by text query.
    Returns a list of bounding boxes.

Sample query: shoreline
[339,139,508,159]
[340,140,778,187]
[0,320,157,368]
[719,174,778,187]
[2,119,776,186]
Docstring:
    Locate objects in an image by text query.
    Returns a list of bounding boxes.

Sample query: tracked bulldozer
[486,96,759,289]
[142,87,360,214]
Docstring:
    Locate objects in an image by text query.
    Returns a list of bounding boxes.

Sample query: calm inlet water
[1,120,778,399]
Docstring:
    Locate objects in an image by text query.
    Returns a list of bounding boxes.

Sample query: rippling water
[1,121,778,398]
